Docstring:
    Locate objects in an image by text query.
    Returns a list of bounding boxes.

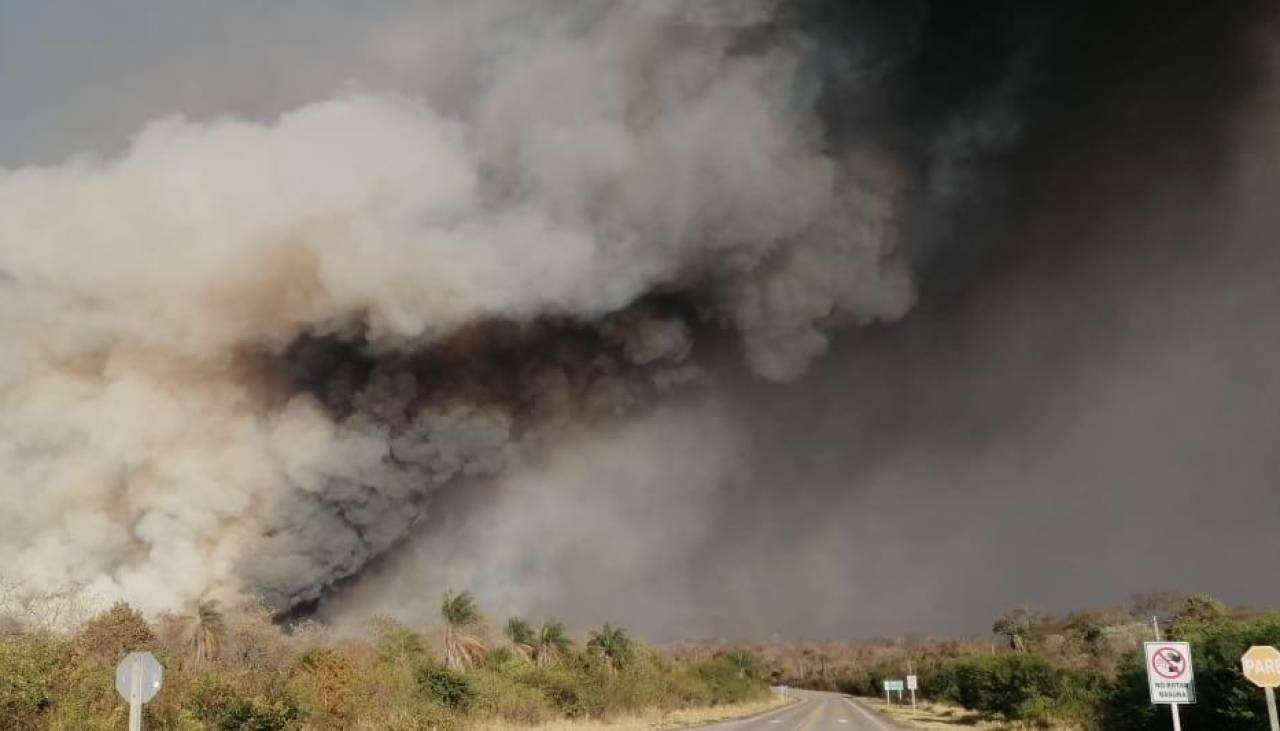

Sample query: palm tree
[505,617,535,660]
[440,589,486,671]
[587,623,633,674]
[532,619,572,668]
[723,649,759,679]
[186,599,225,666]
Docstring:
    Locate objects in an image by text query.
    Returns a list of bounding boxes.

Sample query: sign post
[1145,641,1194,731]
[884,679,905,706]
[1241,645,1280,731]
[907,674,918,710]
[115,651,163,731]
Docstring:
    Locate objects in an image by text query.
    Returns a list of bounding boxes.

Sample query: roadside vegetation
[677,592,1280,730]
[0,588,770,730]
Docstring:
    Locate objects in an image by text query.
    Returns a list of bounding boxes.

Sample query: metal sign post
[884,678,905,707]
[115,652,163,731]
[129,654,142,731]
[1146,618,1193,731]
[1241,645,1280,731]
[905,658,918,710]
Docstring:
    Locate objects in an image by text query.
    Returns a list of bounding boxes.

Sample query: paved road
[704,689,907,730]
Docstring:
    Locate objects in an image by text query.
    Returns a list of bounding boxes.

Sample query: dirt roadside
[474,694,797,731]
[856,698,1082,730]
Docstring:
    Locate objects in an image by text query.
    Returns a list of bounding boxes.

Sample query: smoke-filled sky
[1,0,1278,640]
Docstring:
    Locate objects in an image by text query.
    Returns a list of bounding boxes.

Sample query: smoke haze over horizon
[1,0,1278,640]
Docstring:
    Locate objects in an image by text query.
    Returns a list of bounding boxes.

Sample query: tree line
[0,588,769,729]
[756,592,1280,729]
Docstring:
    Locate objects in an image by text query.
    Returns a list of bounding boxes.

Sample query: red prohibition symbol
[1151,646,1188,679]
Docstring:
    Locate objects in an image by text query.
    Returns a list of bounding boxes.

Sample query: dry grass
[474,695,795,730]
[859,698,1083,730]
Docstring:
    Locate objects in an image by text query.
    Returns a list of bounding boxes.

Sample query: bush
[0,634,70,729]
[1099,613,1280,731]
[924,663,961,703]
[954,654,1055,718]
[294,646,357,725]
[467,668,554,724]
[416,664,475,711]
[187,673,299,731]
[694,652,771,705]
[0,600,770,728]
[950,653,1101,723]
[370,617,428,667]
[77,602,155,664]
[516,663,606,718]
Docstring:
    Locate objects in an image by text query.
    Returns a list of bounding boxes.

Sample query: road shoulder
[475,694,799,730]
[854,697,1028,729]
[841,696,918,730]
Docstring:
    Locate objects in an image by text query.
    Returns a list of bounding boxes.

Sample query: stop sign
[1242,646,1280,688]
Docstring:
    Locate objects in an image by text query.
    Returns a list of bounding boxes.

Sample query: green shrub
[1099,613,1280,731]
[1096,657,1159,731]
[369,617,428,667]
[415,664,474,711]
[514,663,606,718]
[954,654,1054,717]
[483,645,520,671]
[0,634,69,729]
[0,602,772,728]
[693,652,770,705]
[467,668,554,724]
[187,673,299,731]
[924,663,961,703]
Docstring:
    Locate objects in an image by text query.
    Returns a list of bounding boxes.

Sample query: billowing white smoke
[0,10,911,614]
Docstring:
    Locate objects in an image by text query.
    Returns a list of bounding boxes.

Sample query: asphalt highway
[701,688,907,730]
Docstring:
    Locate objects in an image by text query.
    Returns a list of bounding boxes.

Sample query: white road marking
[844,697,893,731]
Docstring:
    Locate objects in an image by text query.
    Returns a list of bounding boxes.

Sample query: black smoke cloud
[1,0,1277,637]
[326,0,1280,637]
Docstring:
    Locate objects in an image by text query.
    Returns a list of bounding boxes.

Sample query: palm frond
[440,589,481,628]
[587,622,633,673]
[439,589,486,670]
[534,619,572,667]
[186,599,226,666]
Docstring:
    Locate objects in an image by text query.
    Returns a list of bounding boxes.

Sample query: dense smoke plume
[2,0,1278,636]
[0,1,914,614]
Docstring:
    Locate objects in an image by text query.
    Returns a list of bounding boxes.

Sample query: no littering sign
[1145,642,1195,704]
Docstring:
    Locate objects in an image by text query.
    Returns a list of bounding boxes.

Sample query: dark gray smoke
[0,0,1276,637]
[325,1,1280,637]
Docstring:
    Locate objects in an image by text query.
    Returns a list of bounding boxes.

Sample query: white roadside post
[1148,617,1191,731]
[115,651,163,731]
[907,673,918,710]
[1144,618,1194,731]
[1241,645,1280,731]
[129,654,142,730]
